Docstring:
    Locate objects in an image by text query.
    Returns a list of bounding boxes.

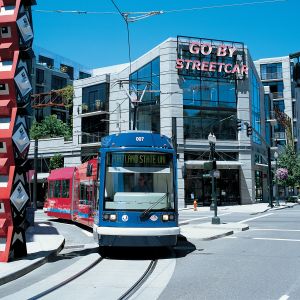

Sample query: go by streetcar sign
[176,35,247,80]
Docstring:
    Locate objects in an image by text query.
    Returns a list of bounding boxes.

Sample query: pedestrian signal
[247,124,253,136]
[237,119,242,131]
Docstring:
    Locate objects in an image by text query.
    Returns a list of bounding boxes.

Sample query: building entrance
[185,169,240,206]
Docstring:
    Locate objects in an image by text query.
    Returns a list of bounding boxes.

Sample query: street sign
[214,170,220,178]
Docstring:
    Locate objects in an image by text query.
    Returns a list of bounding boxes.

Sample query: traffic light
[237,119,242,131]
[246,124,253,136]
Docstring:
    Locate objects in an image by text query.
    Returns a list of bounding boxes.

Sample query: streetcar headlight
[162,214,169,221]
[109,214,117,221]
[169,214,175,221]
[103,214,110,221]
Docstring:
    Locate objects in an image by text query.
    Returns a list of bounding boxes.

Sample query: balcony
[272,92,284,99]
[274,132,286,139]
[80,131,107,145]
[79,101,108,117]
[261,72,283,80]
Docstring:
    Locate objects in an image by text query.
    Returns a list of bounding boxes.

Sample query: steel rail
[28,255,103,300]
[118,259,158,300]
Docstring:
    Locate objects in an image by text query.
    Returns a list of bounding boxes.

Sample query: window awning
[185,160,243,169]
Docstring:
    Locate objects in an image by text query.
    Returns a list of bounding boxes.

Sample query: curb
[0,238,65,286]
[250,203,298,215]
[201,230,234,241]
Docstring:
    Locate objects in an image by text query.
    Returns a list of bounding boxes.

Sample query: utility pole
[33,138,38,210]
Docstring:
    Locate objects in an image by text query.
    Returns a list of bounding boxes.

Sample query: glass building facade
[129,57,160,132]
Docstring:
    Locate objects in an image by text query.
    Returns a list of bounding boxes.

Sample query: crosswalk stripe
[251,228,300,232]
[238,213,273,223]
[253,237,300,242]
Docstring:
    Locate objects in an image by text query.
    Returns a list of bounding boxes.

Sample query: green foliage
[49,154,64,170]
[30,115,72,140]
[277,145,300,187]
[59,85,74,108]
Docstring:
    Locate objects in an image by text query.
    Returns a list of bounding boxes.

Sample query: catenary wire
[33,0,286,16]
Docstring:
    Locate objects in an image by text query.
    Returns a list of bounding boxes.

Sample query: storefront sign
[176,36,247,79]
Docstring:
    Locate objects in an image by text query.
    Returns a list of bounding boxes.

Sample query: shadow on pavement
[99,234,196,260]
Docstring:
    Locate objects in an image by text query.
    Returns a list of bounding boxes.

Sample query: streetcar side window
[48,181,54,198]
[61,180,70,198]
[54,180,61,198]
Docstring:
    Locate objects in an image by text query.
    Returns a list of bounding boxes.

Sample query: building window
[251,69,262,144]
[51,75,67,90]
[60,64,74,80]
[264,94,271,145]
[79,71,91,79]
[263,81,284,99]
[35,85,44,94]
[81,115,109,144]
[184,109,237,140]
[38,55,54,69]
[273,100,285,112]
[183,77,236,108]
[36,68,44,85]
[129,57,160,132]
[260,63,282,80]
[82,83,109,113]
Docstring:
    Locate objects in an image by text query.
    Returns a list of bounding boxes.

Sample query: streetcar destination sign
[108,153,170,167]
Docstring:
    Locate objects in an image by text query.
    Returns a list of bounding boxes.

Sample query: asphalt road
[161,205,300,300]
[1,207,300,299]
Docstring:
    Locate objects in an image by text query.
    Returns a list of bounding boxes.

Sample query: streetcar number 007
[136,137,144,142]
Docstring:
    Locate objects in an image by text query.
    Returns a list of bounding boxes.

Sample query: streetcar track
[118,259,158,300]
[27,255,103,300]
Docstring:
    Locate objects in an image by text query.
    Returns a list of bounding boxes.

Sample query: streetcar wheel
[99,246,109,258]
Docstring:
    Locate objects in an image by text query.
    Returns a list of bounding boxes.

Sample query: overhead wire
[33,0,287,16]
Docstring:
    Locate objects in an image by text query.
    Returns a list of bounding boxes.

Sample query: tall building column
[0,0,35,262]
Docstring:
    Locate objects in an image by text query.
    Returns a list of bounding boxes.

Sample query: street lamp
[274,151,279,206]
[208,133,220,224]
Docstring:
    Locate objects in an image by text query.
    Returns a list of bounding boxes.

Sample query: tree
[59,85,74,108]
[30,115,72,140]
[277,145,300,188]
[49,154,64,170]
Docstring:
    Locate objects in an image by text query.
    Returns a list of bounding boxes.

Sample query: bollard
[193,200,198,211]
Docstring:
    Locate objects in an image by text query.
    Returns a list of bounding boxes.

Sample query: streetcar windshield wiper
[140,193,168,221]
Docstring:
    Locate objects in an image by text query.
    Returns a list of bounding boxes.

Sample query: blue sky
[32,0,300,69]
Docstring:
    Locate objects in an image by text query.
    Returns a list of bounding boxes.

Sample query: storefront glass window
[251,69,262,144]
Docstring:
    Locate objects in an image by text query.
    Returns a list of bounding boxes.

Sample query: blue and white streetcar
[93,131,180,247]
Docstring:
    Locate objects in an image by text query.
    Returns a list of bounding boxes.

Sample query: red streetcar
[44,158,98,227]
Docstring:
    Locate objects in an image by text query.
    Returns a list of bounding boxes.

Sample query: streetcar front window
[104,152,175,211]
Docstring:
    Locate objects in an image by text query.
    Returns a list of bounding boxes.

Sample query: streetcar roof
[48,167,76,180]
[101,131,174,150]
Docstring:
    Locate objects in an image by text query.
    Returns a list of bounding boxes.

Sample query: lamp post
[274,151,279,206]
[208,133,220,224]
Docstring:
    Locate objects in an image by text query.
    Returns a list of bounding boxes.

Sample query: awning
[30,173,49,182]
[185,160,243,169]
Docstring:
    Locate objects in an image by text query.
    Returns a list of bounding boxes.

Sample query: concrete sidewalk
[179,202,298,241]
[0,222,64,286]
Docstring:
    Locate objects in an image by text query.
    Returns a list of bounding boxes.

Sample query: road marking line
[179,213,232,225]
[238,213,273,224]
[81,229,93,237]
[251,228,300,232]
[279,295,289,300]
[254,237,300,242]
[223,236,237,239]
[38,223,50,227]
